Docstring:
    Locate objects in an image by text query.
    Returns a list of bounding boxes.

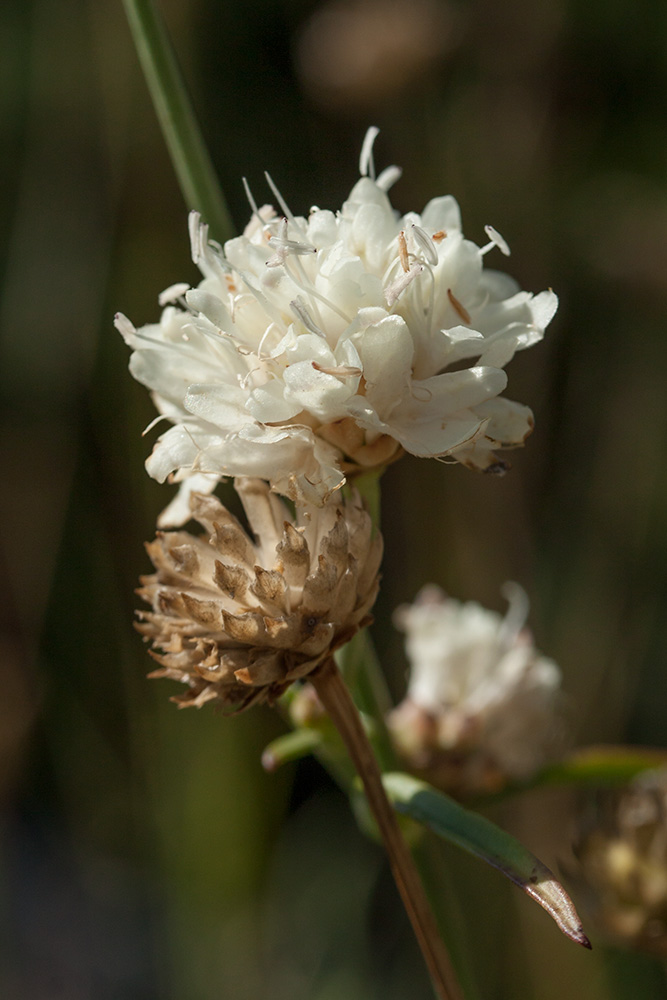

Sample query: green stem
[352,469,383,529]
[122,0,234,242]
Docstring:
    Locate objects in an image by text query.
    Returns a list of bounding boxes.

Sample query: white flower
[117,129,557,525]
[388,583,562,795]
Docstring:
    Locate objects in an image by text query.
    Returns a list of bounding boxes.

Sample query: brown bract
[136,478,382,710]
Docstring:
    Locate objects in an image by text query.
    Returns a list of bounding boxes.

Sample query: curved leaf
[383,771,591,949]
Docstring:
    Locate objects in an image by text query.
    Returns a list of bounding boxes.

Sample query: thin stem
[311,658,463,1000]
[122,0,234,243]
[351,469,382,529]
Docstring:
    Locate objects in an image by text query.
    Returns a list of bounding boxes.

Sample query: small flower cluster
[388,584,562,796]
[118,129,556,527]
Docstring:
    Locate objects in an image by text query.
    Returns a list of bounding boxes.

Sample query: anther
[480,224,511,257]
[447,288,471,324]
[398,231,410,272]
[291,298,326,338]
[410,225,439,266]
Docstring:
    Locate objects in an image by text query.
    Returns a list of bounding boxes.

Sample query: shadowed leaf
[383,772,591,949]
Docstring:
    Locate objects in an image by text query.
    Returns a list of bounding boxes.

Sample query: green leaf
[383,772,591,949]
[348,469,382,529]
[261,728,324,772]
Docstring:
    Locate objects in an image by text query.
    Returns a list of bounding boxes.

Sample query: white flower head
[117,128,557,526]
[388,583,562,796]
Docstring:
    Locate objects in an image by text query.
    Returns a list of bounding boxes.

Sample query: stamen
[159,282,191,307]
[359,126,380,180]
[422,264,436,336]
[398,230,410,272]
[312,362,362,378]
[410,224,439,266]
[447,288,471,324]
[256,322,282,359]
[142,413,171,436]
[281,256,352,325]
[188,211,229,279]
[242,177,265,231]
[480,224,511,257]
[291,297,326,338]
[235,267,289,331]
[432,230,447,242]
[114,312,136,340]
[498,582,530,649]
[238,365,263,390]
[264,172,309,242]
[266,218,317,267]
[376,165,402,191]
[384,264,424,307]
[188,211,206,265]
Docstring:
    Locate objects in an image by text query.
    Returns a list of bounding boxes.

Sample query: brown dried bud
[136,478,382,711]
[571,771,667,956]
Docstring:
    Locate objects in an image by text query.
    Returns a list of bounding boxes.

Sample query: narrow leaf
[122,0,234,242]
[261,728,324,772]
[530,745,667,789]
[383,772,591,949]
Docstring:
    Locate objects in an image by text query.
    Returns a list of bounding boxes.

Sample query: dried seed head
[136,478,382,710]
[570,772,667,956]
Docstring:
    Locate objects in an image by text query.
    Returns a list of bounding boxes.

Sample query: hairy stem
[311,658,463,1000]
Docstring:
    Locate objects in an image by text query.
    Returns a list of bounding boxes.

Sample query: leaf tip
[578,931,593,950]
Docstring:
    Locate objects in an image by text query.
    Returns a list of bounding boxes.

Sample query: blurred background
[2,0,667,996]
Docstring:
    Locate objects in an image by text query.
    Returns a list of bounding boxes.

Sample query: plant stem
[122,0,234,242]
[311,657,463,1000]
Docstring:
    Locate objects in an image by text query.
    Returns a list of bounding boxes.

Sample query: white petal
[157,473,219,528]
[420,195,462,233]
[473,398,534,447]
[355,315,414,417]
[246,378,303,422]
[184,383,254,429]
[530,289,558,330]
[282,360,358,419]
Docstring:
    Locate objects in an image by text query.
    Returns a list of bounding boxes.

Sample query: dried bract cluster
[572,772,667,956]
[137,478,382,710]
